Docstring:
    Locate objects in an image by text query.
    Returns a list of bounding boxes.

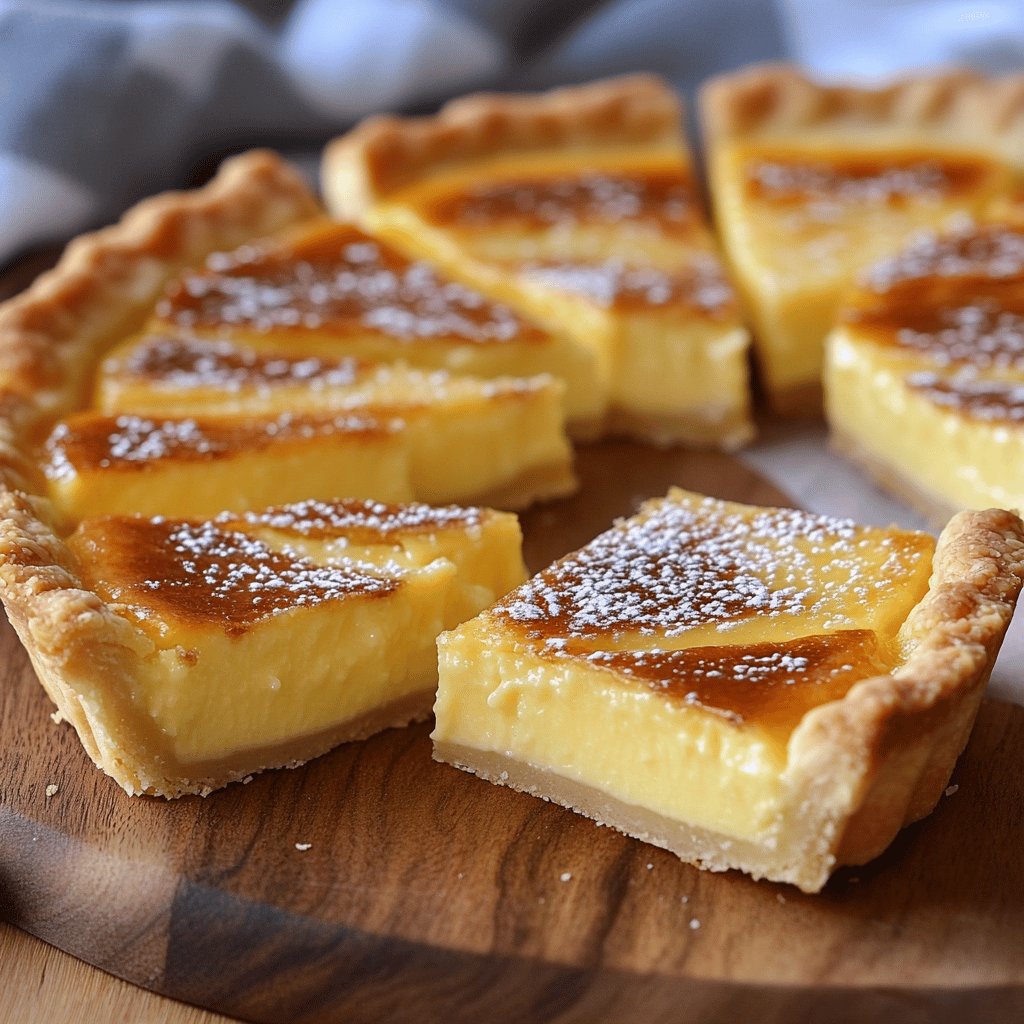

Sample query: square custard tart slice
[826,223,1024,523]
[702,65,1023,413]
[323,75,754,449]
[433,488,1024,892]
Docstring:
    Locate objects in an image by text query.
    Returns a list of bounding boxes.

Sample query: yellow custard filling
[434,489,934,851]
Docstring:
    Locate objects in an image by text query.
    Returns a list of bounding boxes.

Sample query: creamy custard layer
[70,501,526,766]
[827,330,1024,515]
[433,489,935,857]
[436,621,895,842]
[44,410,412,519]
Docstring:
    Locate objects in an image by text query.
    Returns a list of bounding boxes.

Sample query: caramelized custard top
[744,151,996,209]
[106,335,367,392]
[907,371,1024,423]
[225,498,484,541]
[497,495,932,641]
[846,226,1024,370]
[576,629,891,734]
[516,255,738,315]
[72,516,397,637]
[155,222,545,345]
[45,411,394,477]
[424,169,697,231]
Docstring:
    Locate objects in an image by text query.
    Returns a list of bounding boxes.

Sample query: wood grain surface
[0,923,238,1023]
[1,440,1023,1024]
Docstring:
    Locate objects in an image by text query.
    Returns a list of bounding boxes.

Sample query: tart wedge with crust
[702,65,1024,414]
[433,488,1024,892]
[323,75,754,449]
[0,153,531,796]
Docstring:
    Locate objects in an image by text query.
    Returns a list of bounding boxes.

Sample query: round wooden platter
[1,440,1023,1024]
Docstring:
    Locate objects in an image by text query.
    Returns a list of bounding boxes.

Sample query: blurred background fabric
[2,0,1024,265]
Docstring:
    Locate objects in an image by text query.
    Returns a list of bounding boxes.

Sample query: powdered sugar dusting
[748,157,972,209]
[113,335,365,393]
[497,495,914,640]
[907,370,1024,422]
[853,226,1024,371]
[430,170,694,228]
[891,304,1024,371]
[518,254,735,313]
[156,229,534,345]
[229,498,483,538]
[83,517,398,634]
[863,225,1024,292]
[45,411,394,477]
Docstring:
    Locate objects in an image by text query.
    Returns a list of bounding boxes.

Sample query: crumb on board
[559,871,572,882]
[44,784,58,799]
[776,892,787,904]
[945,784,959,797]
[50,710,65,725]
[689,918,701,930]
[295,842,312,852]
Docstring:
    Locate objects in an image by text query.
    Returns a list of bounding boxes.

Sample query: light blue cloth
[1,0,1022,264]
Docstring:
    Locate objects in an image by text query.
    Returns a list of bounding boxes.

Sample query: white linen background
[2,0,1023,696]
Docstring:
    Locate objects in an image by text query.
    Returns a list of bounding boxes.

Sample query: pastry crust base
[433,741,793,883]
[141,691,434,798]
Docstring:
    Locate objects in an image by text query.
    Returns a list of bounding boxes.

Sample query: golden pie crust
[0,153,322,792]
[323,73,683,210]
[701,63,1024,157]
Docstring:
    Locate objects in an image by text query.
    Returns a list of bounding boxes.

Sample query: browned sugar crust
[844,225,1024,372]
[155,221,546,346]
[70,515,398,636]
[423,168,698,231]
[45,410,395,477]
[106,335,368,391]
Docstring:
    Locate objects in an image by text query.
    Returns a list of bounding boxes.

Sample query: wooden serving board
[1,439,1023,1024]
